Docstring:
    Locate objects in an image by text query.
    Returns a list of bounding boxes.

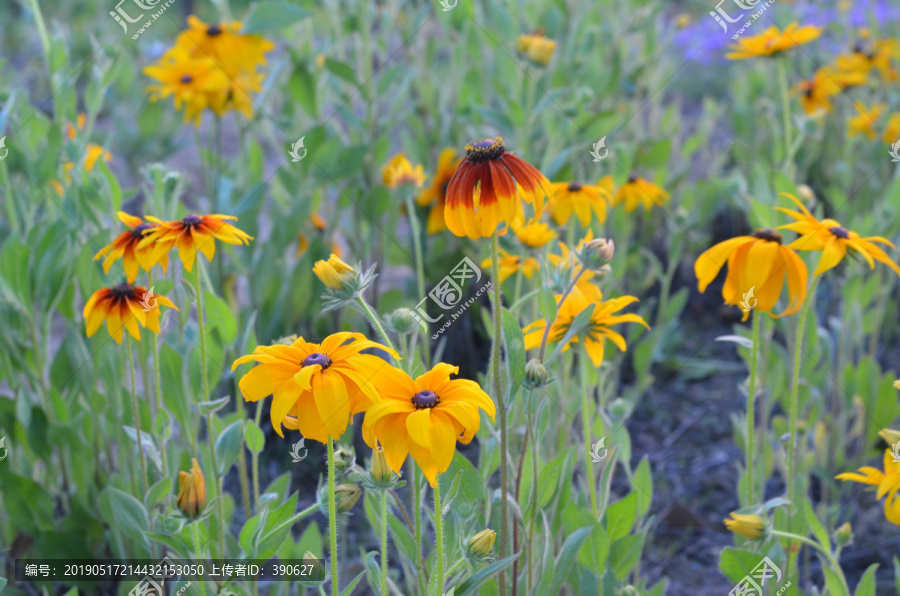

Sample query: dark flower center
[753,228,782,244]
[829,225,850,239]
[206,25,223,36]
[302,352,332,369]
[804,88,814,98]
[440,181,450,197]
[465,137,506,163]
[568,182,583,191]
[131,222,155,238]
[411,390,440,409]
[180,75,194,84]
[182,214,203,227]
[110,283,136,300]
[627,175,637,183]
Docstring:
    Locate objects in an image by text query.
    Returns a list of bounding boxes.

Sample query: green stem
[194,262,210,402]
[434,475,444,596]
[579,355,598,514]
[127,337,148,493]
[206,412,223,555]
[746,312,761,506]
[148,270,168,476]
[776,57,794,177]
[192,523,208,596]
[490,233,508,596]
[252,402,262,511]
[411,462,425,590]
[509,287,540,313]
[787,277,819,508]
[26,0,50,67]
[445,558,466,577]
[402,192,431,368]
[771,530,849,594]
[328,438,339,596]
[356,295,397,353]
[380,490,388,596]
[270,503,319,536]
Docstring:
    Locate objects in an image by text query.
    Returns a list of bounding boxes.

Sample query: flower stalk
[127,337,148,493]
[327,438,339,596]
[746,312,761,505]
[490,232,509,596]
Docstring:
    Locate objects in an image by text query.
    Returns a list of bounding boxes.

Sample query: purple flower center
[302,352,332,369]
[182,214,203,227]
[131,223,155,238]
[180,75,193,84]
[206,25,223,36]
[465,137,505,163]
[110,283,136,300]
[753,228,782,244]
[411,390,440,409]
[829,226,850,240]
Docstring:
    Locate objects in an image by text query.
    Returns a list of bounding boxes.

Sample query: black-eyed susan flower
[174,15,274,75]
[417,148,461,234]
[177,458,207,518]
[836,40,900,83]
[144,47,230,125]
[613,176,670,213]
[139,214,253,273]
[846,103,884,139]
[515,221,556,248]
[775,193,900,277]
[362,363,495,487]
[794,68,865,115]
[523,283,648,367]
[724,512,765,539]
[695,228,808,320]
[480,250,538,284]
[836,449,900,524]
[517,34,556,65]
[383,154,426,188]
[444,137,551,240]
[94,212,170,283]
[548,181,610,226]
[84,283,178,344]
[726,23,822,60]
[883,114,900,144]
[232,332,399,442]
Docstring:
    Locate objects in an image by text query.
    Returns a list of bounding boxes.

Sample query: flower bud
[523,359,549,389]
[302,552,327,581]
[275,334,299,346]
[577,238,615,272]
[313,254,356,290]
[389,307,419,334]
[797,184,816,205]
[724,512,765,540]
[333,444,355,475]
[879,428,900,446]
[893,379,900,390]
[834,522,853,547]
[467,529,496,557]
[177,458,207,518]
[370,445,394,484]
[335,484,362,513]
[608,398,628,420]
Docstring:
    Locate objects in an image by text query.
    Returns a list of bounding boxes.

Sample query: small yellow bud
[335,484,362,513]
[893,379,900,390]
[370,445,394,484]
[467,529,496,557]
[177,458,207,518]
[578,238,615,272]
[724,512,765,540]
[834,522,853,546]
[313,254,356,290]
[797,184,817,207]
[879,428,900,445]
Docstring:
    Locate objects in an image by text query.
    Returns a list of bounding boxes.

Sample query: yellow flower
[444,137,550,240]
[794,68,865,115]
[382,154,426,188]
[836,449,900,524]
[883,114,900,144]
[675,13,691,29]
[548,181,610,226]
[517,34,555,65]
[362,363,495,488]
[523,283,649,367]
[313,254,356,290]
[232,332,400,441]
[177,458,207,518]
[724,512,765,540]
[138,214,253,273]
[880,428,900,444]
[481,250,538,283]
[846,103,885,139]
[418,148,461,234]
[515,221,556,248]
[175,16,274,75]
[694,227,808,321]
[83,283,178,344]
[726,23,822,59]
[776,193,900,277]
[55,114,112,190]
[93,212,170,283]
[612,176,670,213]
[143,47,230,126]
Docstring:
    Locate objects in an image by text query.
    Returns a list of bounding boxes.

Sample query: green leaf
[609,534,645,580]
[204,291,238,344]
[245,420,265,454]
[106,487,150,542]
[632,457,653,518]
[215,420,245,475]
[144,477,172,510]
[823,564,850,596]
[387,515,417,564]
[325,58,358,86]
[241,2,311,34]
[719,548,766,585]
[605,492,637,542]
[854,563,878,596]
[339,570,365,596]
[289,64,318,117]
[197,396,230,416]
[363,551,382,595]
[454,553,520,596]
[547,527,593,594]
[803,499,830,552]
[501,307,526,398]
[538,286,557,326]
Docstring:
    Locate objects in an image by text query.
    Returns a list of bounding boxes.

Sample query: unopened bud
[578,238,615,271]
[275,334,299,345]
[466,529,496,558]
[389,307,419,334]
[302,552,326,580]
[797,184,816,205]
[370,445,394,484]
[893,379,900,390]
[523,359,549,389]
[333,444,355,475]
[608,398,628,420]
[313,254,357,290]
[834,522,853,546]
[879,428,900,445]
[177,458,207,518]
[335,484,362,513]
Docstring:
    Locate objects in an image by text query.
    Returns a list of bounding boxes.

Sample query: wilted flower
[177,458,207,518]
[724,512,765,540]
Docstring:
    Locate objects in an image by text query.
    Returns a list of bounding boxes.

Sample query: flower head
[517,34,556,65]
[794,67,865,116]
[694,227,808,321]
[177,458,207,518]
[94,212,169,283]
[362,363,495,487]
[883,114,900,144]
[836,449,900,524]
[313,254,357,290]
[84,283,178,344]
[383,154,426,188]
[444,137,551,240]
[549,181,610,226]
[726,23,822,60]
[846,103,885,139]
[175,15,274,75]
[724,512,765,540]
[481,250,538,284]
[613,176,669,213]
[232,332,400,442]
[776,193,900,277]
[138,214,253,273]
[515,221,557,248]
[417,148,461,234]
[143,47,230,126]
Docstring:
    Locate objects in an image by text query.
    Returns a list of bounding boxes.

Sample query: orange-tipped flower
[444,137,551,240]
[138,214,253,273]
[177,458,207,518]
[83,283,178,344]
[94,212,170,283]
